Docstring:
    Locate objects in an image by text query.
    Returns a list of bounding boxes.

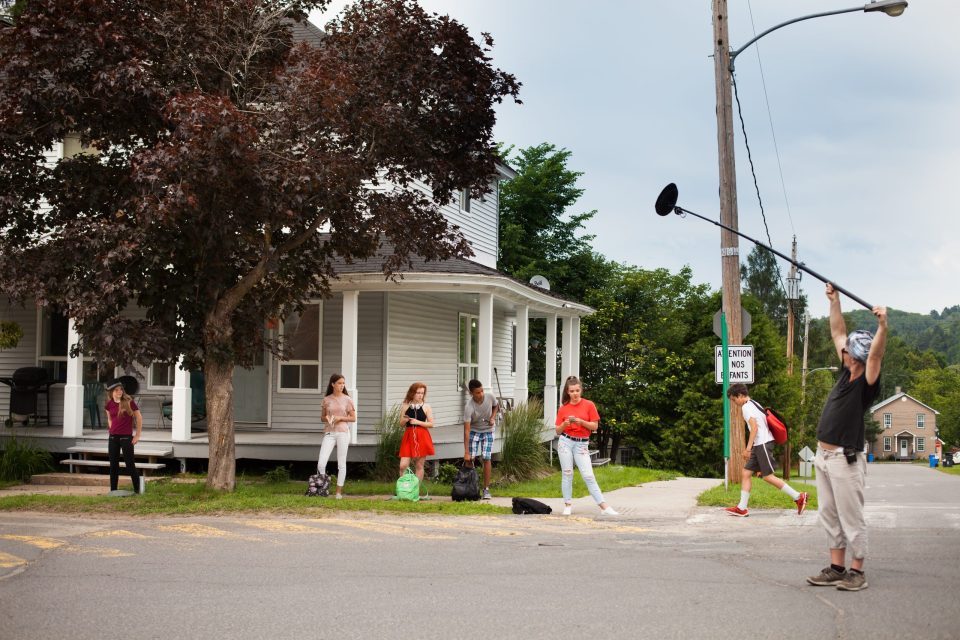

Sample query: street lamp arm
[729,1,907,72]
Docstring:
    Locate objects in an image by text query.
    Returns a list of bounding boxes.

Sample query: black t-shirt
[816,366,881,449]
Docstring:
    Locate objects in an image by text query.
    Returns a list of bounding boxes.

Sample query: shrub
[0,435,54,482]
[498,399,550,483]
[437,462,458,484]
[373,405,404,481]
[264,465,291,483]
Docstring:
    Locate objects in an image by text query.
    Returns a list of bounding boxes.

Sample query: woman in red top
[398,382,435,482]
[104,380,143,494]
[555,376,618,516]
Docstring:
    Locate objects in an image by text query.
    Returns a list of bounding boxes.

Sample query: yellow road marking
[0,535,66,549]
[158,523,257,540]
[320,518,456,540]
[0,551,27,568]
[88,529,149,539]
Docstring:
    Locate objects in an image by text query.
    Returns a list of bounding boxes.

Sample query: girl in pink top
[318,373,356,499]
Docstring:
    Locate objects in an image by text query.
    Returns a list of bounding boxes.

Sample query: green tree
[0,0,519,490]
[911,366,960,449]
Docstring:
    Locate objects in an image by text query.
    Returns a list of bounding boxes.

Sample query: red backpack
[751,400,788,445]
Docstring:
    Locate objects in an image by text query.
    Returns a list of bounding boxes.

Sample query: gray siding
[0,302,46,420]
[269,293,384,433]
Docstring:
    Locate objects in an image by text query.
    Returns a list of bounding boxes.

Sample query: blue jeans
[558,435,606,505]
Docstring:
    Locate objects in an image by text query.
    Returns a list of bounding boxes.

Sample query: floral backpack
[305,471,331,497]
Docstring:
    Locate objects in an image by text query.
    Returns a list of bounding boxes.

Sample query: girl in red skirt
[398,382,435,482]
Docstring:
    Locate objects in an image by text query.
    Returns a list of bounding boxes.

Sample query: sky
[310,1,960,320]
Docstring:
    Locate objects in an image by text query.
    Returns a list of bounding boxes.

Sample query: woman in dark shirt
[104,380,143,494]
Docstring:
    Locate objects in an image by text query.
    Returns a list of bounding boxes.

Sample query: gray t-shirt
[463,394,499,433]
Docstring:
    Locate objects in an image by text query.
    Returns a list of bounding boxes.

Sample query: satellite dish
[529,275,550,290]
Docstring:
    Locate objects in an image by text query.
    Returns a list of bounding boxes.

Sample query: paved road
[0,464,957,640]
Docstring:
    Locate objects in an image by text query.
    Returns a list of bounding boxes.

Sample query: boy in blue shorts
[463,379,499,499]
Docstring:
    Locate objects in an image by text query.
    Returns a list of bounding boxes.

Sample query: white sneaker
[600,506,619,516]
[562,504,572,516]
[335,494,343,500]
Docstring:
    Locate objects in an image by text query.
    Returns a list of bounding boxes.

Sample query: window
[883,413,892,429]
[883,436,892,452]
[510,322,517,374]
[917,437,925,452]
[917,414,925,429]
[82,361,116,384]
[38,307,68,382]
[458,313,478,388]
[279,303,322,391]
[149,362,176,389]
[459,188,471,213]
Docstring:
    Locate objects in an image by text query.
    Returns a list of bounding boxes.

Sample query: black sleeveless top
[405,404,427,427]
[816,366,881,449]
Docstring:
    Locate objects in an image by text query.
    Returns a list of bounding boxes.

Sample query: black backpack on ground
[305,472,331,497]
[451,463,480,502]
[512,497,552,514]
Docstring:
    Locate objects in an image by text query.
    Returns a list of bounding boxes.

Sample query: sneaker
[138,477,146,495]
[600,506,619,516]
[482,488,492,500]
[807,566,846,586]
[562,504,572,516]
[335,493,343,500]
[725,506,749,517]
[836,570,868,592]
[795,492,808,515]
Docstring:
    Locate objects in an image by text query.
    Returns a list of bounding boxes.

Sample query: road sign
[715,344,754,384]
[713,308,751,339]
[798,446,815,463]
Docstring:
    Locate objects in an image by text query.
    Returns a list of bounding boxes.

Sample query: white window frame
[277,301,323,394]
[147,362,177,390]
[36,306,68,383]
[510,321,517,375]
[459,188,471,213]
[916,413,925,429]
[917,437,925,452]
[458,313,478,389]
[883,413,892,429]
[883,436,892,452]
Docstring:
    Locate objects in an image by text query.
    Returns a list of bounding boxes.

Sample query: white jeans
[815,446,867,560]
[318,431,350,487]
[557,436,606,505]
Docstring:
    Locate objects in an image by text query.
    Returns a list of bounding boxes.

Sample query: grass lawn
[698,473,818,510]
[0,465,676,516]
[937,466,960,476]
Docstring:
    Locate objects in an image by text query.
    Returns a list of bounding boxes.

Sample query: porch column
[341,290,359,444]
[571,316,581,377]
[543,314,557,423]
[62,318,83,438]
[171,359,191,442]
[513,305,529,406]
[560,315,574,381]
[478,293,493,391]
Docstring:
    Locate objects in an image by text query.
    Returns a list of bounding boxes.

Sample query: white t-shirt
[742,400,773,446]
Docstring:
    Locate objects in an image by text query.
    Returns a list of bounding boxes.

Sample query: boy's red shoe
[796,492,808,515]
[724,506,749,517]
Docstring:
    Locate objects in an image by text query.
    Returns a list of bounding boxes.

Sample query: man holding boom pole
[806,283,887,592]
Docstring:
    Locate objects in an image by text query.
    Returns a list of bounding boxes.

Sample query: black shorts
[744,441,777,477]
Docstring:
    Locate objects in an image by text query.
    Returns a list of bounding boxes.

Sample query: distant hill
[842,305,960,365]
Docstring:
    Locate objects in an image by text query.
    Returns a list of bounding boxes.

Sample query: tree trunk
[205,358,237,491]
[609,433,621,464]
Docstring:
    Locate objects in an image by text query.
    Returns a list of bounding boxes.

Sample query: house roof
[871,392,940,415]
[326,237,594,315]
[289,16,326,47]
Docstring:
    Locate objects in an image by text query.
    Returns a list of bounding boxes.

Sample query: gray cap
[846,330,874,363]
[105,380,124,392]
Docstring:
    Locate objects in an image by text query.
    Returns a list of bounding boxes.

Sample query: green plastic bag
[396,468,420,502]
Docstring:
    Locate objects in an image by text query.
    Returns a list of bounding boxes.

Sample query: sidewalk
[488,476,721,519]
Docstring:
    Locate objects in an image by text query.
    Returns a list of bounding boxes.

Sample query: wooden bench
[63,444,174,475]
[589,450,612,467]
[60,459,169,473]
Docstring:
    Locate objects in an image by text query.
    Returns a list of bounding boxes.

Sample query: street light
[802,366,839,400]
[711,0,907,482]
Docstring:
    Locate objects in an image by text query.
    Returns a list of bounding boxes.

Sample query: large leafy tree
[0,0,519,490]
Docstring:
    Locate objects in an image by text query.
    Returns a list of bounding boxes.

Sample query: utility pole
[713,0,745,481]
[783,238,800,480]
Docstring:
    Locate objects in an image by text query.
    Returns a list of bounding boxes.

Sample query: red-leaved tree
[0,0,519,490]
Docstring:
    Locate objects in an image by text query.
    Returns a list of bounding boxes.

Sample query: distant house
[869,388,939,461]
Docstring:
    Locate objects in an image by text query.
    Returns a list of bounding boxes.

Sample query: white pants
[318,431,350,487]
